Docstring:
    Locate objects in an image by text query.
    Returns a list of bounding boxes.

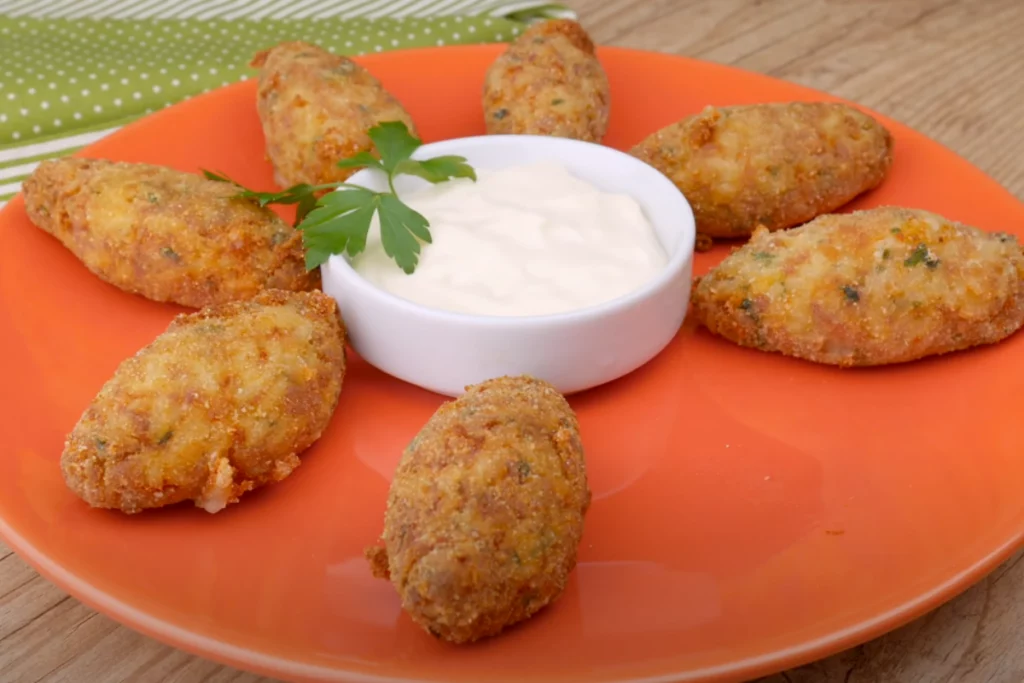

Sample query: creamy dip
[350,161,668,317]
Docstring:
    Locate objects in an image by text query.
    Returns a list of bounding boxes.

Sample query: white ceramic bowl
[320,134,695,397]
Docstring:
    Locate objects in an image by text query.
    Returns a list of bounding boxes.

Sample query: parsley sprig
[204,121,475,274]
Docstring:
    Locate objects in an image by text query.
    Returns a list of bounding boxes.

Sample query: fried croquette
[366,375,591,644]
[61,289,347,514]
[631,102,894,243]
[22,158,316,308]
[691,207,1024,366]
[482,20,610,142]
[251,41,418,188]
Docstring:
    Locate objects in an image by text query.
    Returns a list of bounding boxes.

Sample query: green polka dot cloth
[0,0,575,207]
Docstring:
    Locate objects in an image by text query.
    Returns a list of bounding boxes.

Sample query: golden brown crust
[365,545,390,580]
[482,20,609,142]
[370,376,590,644]
[523,18,595,54]
[22,157,317,308]
[250,41,417,188]
[60,289,347,514]
[695,232,715,252]
[691,207,1024,366]
[631,102,895,238]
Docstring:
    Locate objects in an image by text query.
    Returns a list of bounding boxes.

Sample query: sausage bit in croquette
[691,206,1024,366]
[61,289,347,514]
[22,158,317,308]
[366,375,591,644]
[482,20,610,142]
[631,102,894,246]
[251,41,418,188]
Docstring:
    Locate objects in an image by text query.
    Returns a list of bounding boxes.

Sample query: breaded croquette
[22,158,316,308]
[251,41,417,188]
[61,290,346,514]
[366,376,591,644]
[483,20,610,142]
[631,102,894,244]
[692,207,1024,366]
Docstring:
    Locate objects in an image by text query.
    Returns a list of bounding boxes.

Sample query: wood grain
[3,1,1023,681]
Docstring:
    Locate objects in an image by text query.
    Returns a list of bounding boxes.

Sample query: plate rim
[4,486,1020,683]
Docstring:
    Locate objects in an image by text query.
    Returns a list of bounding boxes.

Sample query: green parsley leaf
[202,169,234,183]
[395,155,477,184]
[336,151,384,172]
[304,248,332,271]
[302,201,378,269]
[368,121,422,175]
[379,194,431,274]
[295,192,319,223]
[300,187,378,230]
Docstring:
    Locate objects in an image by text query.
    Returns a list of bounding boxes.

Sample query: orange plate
[1,45,1023,683]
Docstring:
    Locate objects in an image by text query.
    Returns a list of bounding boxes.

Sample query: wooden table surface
[3,0,1023,681]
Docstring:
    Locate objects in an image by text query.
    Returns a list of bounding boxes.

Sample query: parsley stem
[387,174,398,196]
[314,181,371,193]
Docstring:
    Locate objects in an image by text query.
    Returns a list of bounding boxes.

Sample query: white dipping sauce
[350,161,668,317]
